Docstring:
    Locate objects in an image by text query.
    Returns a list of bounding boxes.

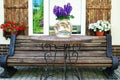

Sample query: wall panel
[4,0,111,35]
[86,0,111,35]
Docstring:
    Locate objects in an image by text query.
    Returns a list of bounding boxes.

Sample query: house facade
[0,0,120,45]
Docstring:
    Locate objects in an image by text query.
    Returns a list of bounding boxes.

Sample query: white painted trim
[0,0,10,44]
[44,0,49,35]
[81,0,86,35]
[28,0,33,35]
[0,0,4,24]
[111,0,120,45]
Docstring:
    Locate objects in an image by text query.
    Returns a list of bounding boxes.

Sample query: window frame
[28,0,86,35]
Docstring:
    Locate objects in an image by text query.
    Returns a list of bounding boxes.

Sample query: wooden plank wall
[4,0,28,35]
[86,0,111,35]
[4,0,111,35]
[112,45,120,63]
[0,44,9,55]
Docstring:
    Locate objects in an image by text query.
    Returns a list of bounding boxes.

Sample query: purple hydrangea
[53,3,74,20]
[64,3,72,15]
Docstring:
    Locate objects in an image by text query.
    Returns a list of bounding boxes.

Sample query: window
[29,0,49,35]
[29,0,86,35]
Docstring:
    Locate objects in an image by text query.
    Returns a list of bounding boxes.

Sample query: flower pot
[95,31,104,36]
[3,31,11,40]
[54,19,72,38]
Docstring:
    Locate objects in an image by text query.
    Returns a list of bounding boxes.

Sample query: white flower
[88,20,111,32]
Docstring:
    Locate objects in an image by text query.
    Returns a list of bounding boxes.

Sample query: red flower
[0,21,26,34]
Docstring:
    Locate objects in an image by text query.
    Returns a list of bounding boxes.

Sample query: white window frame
[28,0,86,35]
[81,0,86,35]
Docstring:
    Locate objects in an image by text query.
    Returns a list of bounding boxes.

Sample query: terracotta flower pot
[96,31,104,36]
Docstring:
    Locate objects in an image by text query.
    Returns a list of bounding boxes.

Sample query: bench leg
[103,56,119,79]
[0,55,17,78]
[0,66,17,78]
[103,67,117,79]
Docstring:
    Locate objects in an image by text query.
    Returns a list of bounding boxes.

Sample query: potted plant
[53,3,74,20]
[0,21,25,39]
[53,3,74,38]
[88,20,111,36]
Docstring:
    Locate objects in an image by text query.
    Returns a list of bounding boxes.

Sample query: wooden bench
[0,34,119,79]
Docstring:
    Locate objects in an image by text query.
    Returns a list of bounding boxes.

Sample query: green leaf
[70,15,74,18]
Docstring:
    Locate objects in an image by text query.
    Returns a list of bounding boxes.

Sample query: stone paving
[0,66,120,80]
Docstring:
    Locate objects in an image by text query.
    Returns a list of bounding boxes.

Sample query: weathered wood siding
[4,0,111,35]
[112,45,120,63]
[4,0,28,35]
[0,44,9,55]
[86,0,111,35]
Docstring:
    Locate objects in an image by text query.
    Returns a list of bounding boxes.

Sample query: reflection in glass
[33,0,44,34]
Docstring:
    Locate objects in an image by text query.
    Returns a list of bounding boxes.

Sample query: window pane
[49,0,85,35]
[33,0,44,34]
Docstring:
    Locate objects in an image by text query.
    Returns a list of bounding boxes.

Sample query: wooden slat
[14,47,107,51]
[15,42,106,47]
[16,35,31,39]
[7,63,112,67]
[7,57,112,64]
[13,51,106,57]
[0,44,9,55]
[16,35,106,40]
[79,43,106,47]
[112,45,120,64]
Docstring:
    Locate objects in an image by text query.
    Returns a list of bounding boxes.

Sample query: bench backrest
[9,35,111,58]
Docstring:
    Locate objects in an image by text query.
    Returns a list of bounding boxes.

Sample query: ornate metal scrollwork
[40,44,57,80]
[68,44,80,80]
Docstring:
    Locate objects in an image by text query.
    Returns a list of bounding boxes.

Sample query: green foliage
[33,1,43,34]
[56,15,74,21]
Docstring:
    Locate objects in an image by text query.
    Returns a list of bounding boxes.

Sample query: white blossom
[88,20,111,32]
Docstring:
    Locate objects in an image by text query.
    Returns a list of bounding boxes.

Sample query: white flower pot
[54,19,72,38]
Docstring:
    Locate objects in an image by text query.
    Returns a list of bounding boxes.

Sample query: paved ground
[0,66,120,80]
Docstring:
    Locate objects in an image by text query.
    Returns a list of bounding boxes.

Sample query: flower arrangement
[53,3,74,20]
[88,20,111,32]
[0,21,25,34]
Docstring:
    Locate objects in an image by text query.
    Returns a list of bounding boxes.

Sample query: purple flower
[62,11,68,17]
[53,6,64,18]
[64,3,72,15]
[53,3,74,20]
[40,19,44,25]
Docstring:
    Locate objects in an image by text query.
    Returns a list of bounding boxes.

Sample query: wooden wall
[4,0,28,35]
[86,0,111,35]
[4,0,111,35]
